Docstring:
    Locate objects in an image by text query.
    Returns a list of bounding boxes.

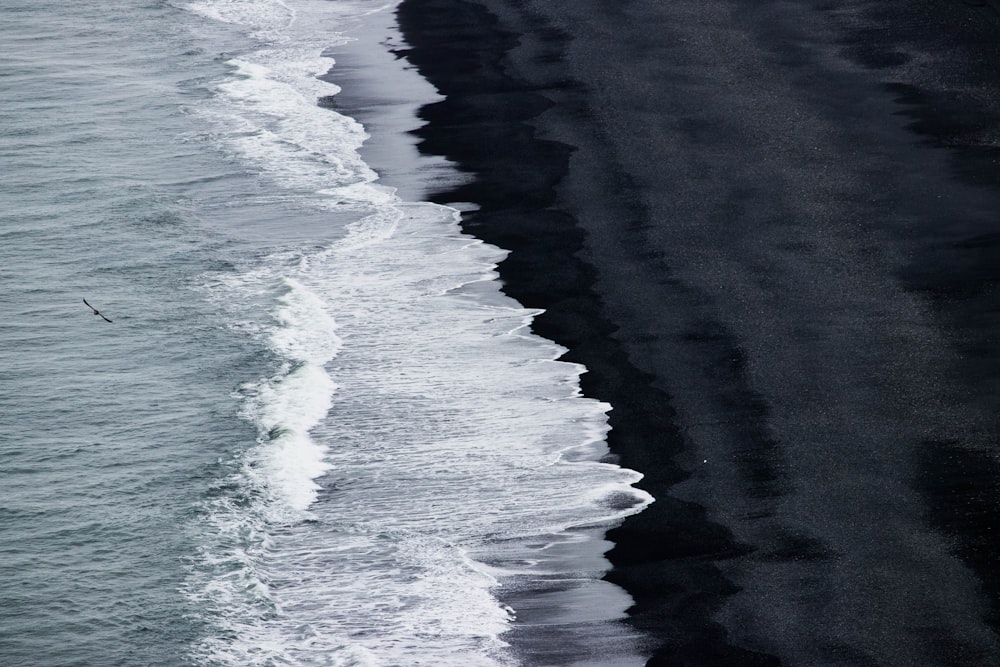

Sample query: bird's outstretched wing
[83,298,113,323]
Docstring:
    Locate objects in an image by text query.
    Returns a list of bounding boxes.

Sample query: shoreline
[392,0,766,663]
[394,0,1000,664]
[325,9,660,664]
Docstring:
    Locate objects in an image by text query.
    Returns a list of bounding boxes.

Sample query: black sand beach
[391,0,1000,664]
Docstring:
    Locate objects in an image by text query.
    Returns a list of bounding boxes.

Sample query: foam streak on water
[178,1,653,665]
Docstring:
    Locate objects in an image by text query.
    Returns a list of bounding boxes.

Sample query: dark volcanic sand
[393,0,1000,664]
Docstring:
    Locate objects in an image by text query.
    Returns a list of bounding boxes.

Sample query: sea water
[0,1,650,664]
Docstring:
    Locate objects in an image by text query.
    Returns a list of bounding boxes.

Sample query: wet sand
[394,0,1000,664]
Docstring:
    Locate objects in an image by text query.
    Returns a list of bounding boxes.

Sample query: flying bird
[83,298,113,323]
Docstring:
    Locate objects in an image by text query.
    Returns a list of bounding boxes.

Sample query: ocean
[0,1,651,665]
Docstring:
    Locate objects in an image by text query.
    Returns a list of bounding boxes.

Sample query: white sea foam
[185,0,384,208]
[181,1,652,665]
[237,278,340,515]
[183,0,296,38]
